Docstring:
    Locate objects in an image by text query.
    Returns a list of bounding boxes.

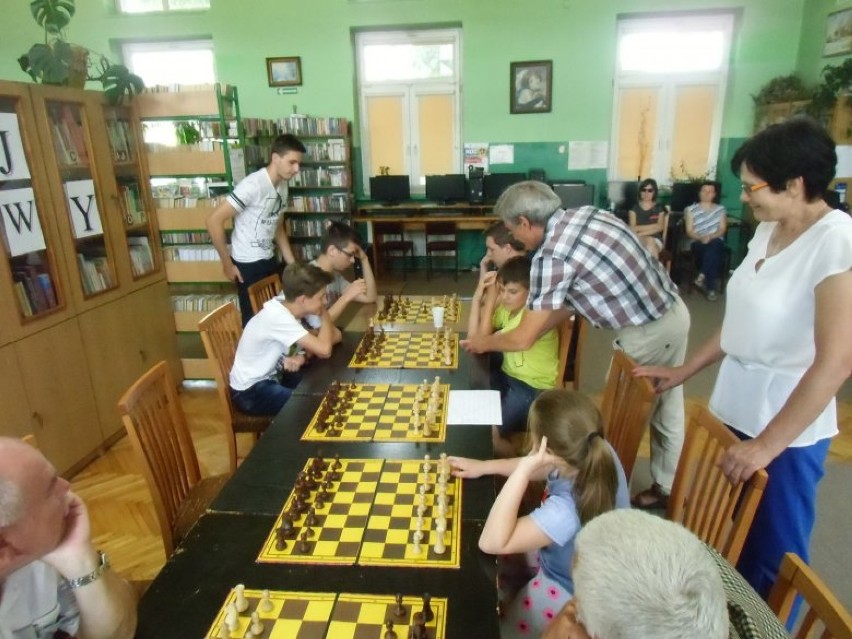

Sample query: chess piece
[422,419,432,437]
[259,589,273,613]
[394,593,407,617]
[409,612,427,639]
[218,623,231,638]
[234,584,249,612]
[433,531,446,554]
[420,593,434,623]
[274,529,287,551]
[279,516,296,538]
[305,507,318,527]
[298,531,310,553]
[384,619,398,639]
[412,530,423,555]
[250,611,264,636]
[224,601,239,632]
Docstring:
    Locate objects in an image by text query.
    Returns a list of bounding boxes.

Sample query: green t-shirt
[492,305,559,390]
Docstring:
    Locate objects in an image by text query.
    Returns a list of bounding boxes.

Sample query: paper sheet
[568,141,609,170]
[447,390,502,425]
[489,144,514,165]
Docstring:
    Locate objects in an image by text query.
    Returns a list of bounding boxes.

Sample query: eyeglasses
[338,246,357,259]
[641,187,655,192]
[740,181,769,194]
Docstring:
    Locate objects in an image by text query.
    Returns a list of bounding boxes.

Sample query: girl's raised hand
[517,436,560,476]
[448,456,484,479]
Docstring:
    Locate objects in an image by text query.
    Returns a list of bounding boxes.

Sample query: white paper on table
[447,390,502,425]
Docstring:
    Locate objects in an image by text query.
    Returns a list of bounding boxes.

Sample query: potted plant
[808,58,852,120]
[17,0,144,104]
[751,74,812,131]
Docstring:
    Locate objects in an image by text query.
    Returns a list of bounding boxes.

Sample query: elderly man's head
[0,438,71,579]
[494,180,562,251]
[572,509,728,639]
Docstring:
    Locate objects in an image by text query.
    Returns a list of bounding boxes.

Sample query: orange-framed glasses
[741,181,769,194]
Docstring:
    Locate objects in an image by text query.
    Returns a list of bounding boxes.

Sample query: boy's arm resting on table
[462,307,570,353]
[295,310,335,358]
[206,201,241,282]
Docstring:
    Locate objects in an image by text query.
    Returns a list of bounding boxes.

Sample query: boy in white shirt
[229,263,335,416]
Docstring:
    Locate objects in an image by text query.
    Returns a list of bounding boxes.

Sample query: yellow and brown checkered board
[257,458,462,569]
[375,296,460,324]
[349,331,458,369]
[205,588,447,639]
[301,383,450,442]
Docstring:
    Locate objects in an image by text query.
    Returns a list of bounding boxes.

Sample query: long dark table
[137,336,499,637]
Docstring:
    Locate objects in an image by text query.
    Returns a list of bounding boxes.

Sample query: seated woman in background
[628,178,669,258]
[685,180,727,301]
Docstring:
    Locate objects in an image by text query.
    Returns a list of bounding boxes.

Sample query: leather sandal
[630,483,669,510]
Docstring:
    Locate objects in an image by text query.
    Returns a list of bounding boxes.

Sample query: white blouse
[709,210,852,446]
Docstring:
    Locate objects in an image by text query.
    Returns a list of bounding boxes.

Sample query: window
[355,29,461,196]
[117,0,209,13]
[610,13,734,182]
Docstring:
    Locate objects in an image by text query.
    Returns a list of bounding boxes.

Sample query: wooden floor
[71,382,852,583]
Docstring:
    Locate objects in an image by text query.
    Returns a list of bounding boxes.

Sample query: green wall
[797,0,852,83]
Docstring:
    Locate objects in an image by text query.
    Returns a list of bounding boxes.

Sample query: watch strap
[66,551,110,589]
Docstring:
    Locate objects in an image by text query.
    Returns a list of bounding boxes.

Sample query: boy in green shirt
[468,256,559,456]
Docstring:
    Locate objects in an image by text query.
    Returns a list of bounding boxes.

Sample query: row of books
[290,167,349,188]
[286,217,344,237]
[105,119,136,162]
[154,196,224,209]
[163,245,219,261]
[161,231,211,245]
[288,194,350,213]
[12,267,59,318]
[171,293,239,313]
[142,83,235,95]
[49,105,89,167]
[304,140,348,163]
[292,243,321,262]
[127,237,155,276]
[118,184,147,226]
[197,121,240,140]
[76,253,115,296]
[145,140,225,153]
[274,115,348,137]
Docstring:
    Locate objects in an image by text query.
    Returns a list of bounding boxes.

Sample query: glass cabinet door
[43,98,119,298]
[0,93,65,324]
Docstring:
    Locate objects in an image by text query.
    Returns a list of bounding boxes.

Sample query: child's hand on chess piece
[447,456,486,479]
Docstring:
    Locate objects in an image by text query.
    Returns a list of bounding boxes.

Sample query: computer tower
[468,176,484,204]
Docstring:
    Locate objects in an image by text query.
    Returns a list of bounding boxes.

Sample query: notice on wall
[836,145,852,179]
[489,144,514,165]
[464,142,489,174]
[568,141,608,170]
[0,187,47,257]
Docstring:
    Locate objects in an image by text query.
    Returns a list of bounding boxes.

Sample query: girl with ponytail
[449,390,629,639]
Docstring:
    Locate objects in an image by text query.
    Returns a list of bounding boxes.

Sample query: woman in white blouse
[635,118,852,600]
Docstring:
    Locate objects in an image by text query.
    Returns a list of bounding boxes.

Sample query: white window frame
[116,0,209,13]
[610,13,734,182]
[356,28,462,195]
[121,40,216,87]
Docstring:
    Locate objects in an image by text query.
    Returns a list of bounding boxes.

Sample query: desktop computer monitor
[369,175,410,204]
[483,172,526,203]
[606,180,639,212]
[552,183,595,210]
[669,181,702,212]
[425,174,467,203]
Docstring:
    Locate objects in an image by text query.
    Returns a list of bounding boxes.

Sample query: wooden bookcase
[138,84,245,379]
[0,80,179,476]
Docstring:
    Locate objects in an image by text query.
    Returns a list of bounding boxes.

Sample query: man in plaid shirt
[462,181,690,508]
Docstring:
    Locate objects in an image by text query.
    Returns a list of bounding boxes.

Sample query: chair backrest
[117,360,201,556]
[563,315,587,390]
[555,315,575,388]
[767,552,852,639]
[599,350,656,480]
[247,273,282,316]
[198,302,243,472]
[667,405,768,565]
[374,221,406,238]
[425,221,457,239]
[660,208,670,247]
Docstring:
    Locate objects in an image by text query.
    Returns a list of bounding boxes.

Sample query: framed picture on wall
[510,60,552,114]
[824,8,852,57]
[266,56,302,87]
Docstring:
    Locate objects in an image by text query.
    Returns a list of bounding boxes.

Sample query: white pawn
[250,611,264,636]
[234,583,248,613]
[224,602,239,632]
[423,420,432,437]
[417,503,426,517]
[433,533,446,555]
[435,514,446,531]
[413,530,423,554]
[259,589,273,613]
[218,623,231,638]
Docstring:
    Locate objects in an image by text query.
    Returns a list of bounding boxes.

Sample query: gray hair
[0,478,24,528]
[574,510,728,639]
[493,180,561,226]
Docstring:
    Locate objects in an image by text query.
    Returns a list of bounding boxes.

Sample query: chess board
[349,331,459,369]
[258,457,462,569]
[301,382,450,442]
[205,588,447,639]
[375,295,461,325]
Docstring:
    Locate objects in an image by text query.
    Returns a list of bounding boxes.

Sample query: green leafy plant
[808,58,852,119]
[669,161,716,183]
[17,0,144,105]
[751,74,810,106]
[176,122,201,145]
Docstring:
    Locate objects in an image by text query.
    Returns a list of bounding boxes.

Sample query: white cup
[432,306,445,328]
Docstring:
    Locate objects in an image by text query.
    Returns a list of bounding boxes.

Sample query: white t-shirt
[226,167,289,263]
[229,297,308,391]
[710,210,852,445]
[0,561,80,639]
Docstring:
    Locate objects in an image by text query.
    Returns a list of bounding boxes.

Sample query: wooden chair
[117,361,229,556]
[599,349,656,481]
[767,552,852,639]
[198,302,272,473]
[667,405,768,565]
[555,315,575,388]
[21,434,38,449]
[563,315,587,391]
[374,222,414,278]
[247,273,282,315]
[424,221,458,281]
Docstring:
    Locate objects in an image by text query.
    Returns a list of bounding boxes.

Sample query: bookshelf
[244,116,353,262]
[138,83,246,379]
[0,80,178,475]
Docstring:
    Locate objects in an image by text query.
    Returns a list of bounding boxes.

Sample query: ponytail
[573,431,619,525]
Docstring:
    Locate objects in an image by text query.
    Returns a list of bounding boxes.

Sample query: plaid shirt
[528,207,679,329]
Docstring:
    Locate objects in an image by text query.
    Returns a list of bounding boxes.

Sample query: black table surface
[136,513,499,638]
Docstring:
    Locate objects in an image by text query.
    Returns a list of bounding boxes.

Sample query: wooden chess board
[257,457,462,569]
[301,382,450,442]
[349,331,459,369]
[205,588,447,639]
[375,295,461,325]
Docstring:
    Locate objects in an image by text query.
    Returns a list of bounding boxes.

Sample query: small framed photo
[266,56,302,87]
[824,8,852,57]
[510,60,552,114]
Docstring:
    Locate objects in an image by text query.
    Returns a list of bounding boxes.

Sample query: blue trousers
[233,256,281,327]
[230,379,292,416]
[492,369,542,437]
[731,427,830,600]
[691,238,726,292]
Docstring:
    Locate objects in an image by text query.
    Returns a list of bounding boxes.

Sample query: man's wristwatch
[67,550,110,589]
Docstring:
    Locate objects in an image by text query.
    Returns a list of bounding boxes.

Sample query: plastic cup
[432,306,445,328]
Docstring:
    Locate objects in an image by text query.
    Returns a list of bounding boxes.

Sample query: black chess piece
[332,454,342,470]
[274,528,288,550]
[409,612,426,639]
[394,593,406,618]
[278,516,296,539]
[420,593,434,623]
[298,531,310,553]
[384,620,397,639]
[305,507,317,527]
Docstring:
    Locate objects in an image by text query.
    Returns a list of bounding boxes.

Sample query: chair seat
[426,241,458,251]
[172,473,230,544]
[232,411,272,434]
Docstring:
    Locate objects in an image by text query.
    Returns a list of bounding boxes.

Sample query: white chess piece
[218,623,231,638]
[250,611,264,636]
[259,589,274,613]
[234,583,248,613]
[433,533,445,555]
[224,602,239,632]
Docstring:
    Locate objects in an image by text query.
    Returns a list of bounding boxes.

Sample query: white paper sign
[64,179,104,239]
[836,145,852,179]
[0,187,47,256]
[489,144,515,165]
[568,141,609,170]
[0,113,32,182]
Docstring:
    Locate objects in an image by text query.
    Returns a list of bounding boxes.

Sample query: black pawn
[394,593,406,618]
[409,612,426,639]
[298,531,310,553]
[384,620,397,639]
[420,593,433,623]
